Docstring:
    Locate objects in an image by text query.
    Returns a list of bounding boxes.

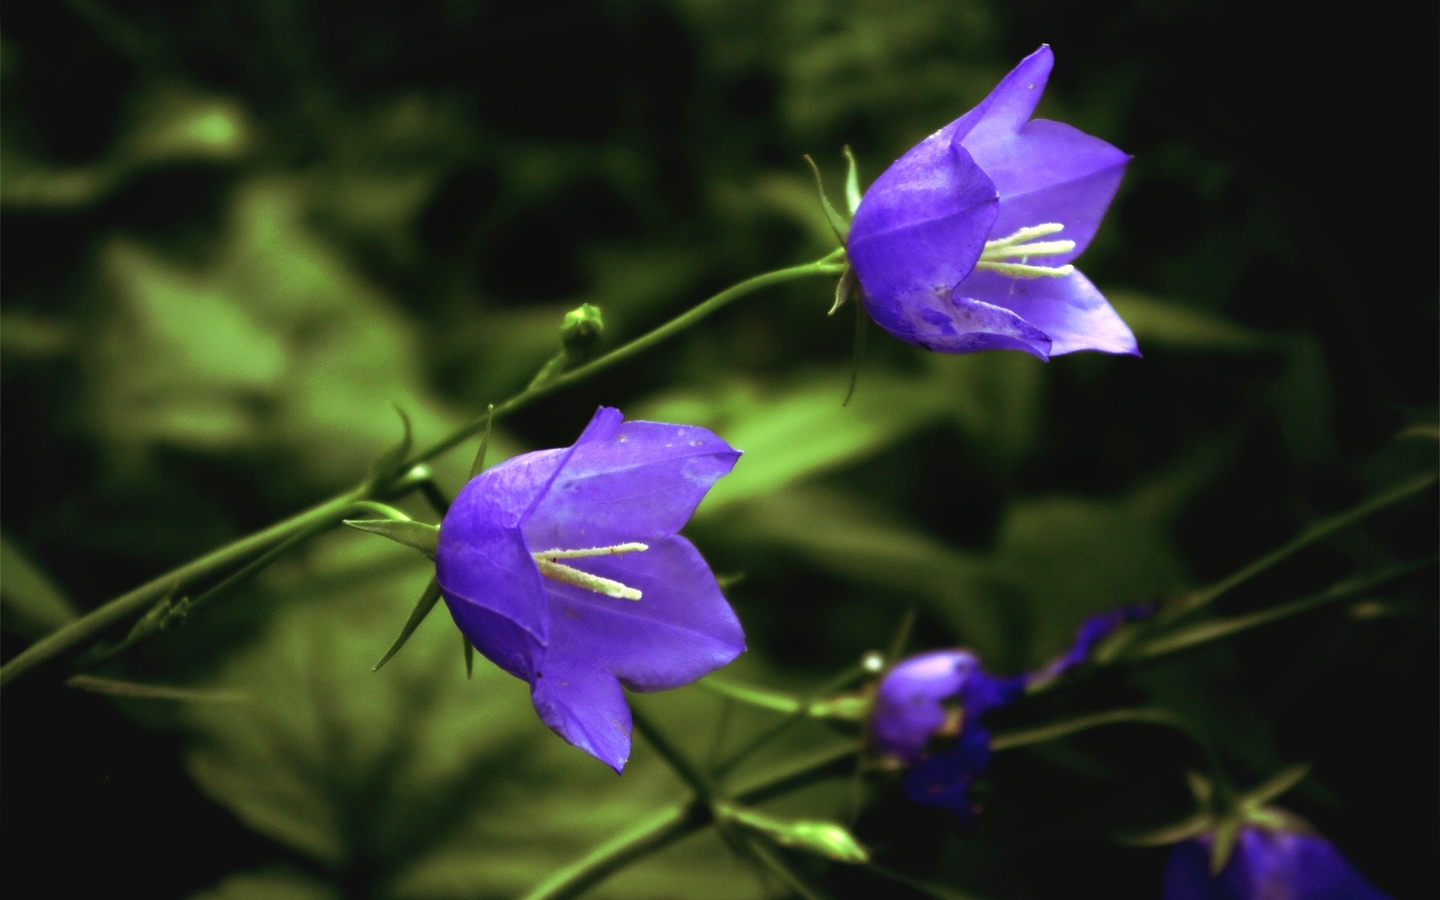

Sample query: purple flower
[870,649,1025,825]
[846,45,1137,360]
[1164,821,1392,900]
[1031,601,1157,685]
[435,407,745,772]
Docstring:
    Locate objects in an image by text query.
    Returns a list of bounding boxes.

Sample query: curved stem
[0,487,367,688]
[2,258,842,690]
[520,741,859,900]
[413,257,845,465]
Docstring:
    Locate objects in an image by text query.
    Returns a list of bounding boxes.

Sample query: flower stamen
[532,543,649,600]
[975,223,1076,279]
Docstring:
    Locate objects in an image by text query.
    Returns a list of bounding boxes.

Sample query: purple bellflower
[870,605,1155,823]
[1164,819,1392,900]
[870,649,1025,826]
[846,45,1137,360]
[435,407,745,772]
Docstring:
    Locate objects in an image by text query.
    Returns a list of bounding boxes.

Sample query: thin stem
[713,663,867,778]
[990,707,1184,751]
[631,703,716,803]
[1163,472,1436,620]
[1,487,366,688]
[2,258,841,689]
[1134,557,1433,662]
[413,257,845,465]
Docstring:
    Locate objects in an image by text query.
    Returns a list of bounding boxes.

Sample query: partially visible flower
[846,45,1137,360]
[1164,818,1392,900]
[435,407,745,772]
[870,606,1151,823]
[1030,601,1156,685]
[870,649,1024,825]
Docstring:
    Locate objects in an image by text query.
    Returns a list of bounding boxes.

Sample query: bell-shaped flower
[870,606,1153,823]
[846,45,1138,360]
[1164,818,1391,900]
[435,407,745,772]
[870,649,1024,826]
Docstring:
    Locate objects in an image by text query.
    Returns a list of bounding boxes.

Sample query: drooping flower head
[435,407,745,772]
[846,45,1138,360]
[1164,817,1392,900]
[870,649,1024,826]
[871,605,1155,823]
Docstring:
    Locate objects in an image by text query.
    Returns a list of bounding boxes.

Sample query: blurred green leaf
[89,178,469,487]
[183,531,768,899]
[640,369,950,515]
[1107,292,1275,353]
[188,870,341,900]
[0,535,80,640]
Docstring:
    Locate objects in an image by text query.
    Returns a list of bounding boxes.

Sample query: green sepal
[843,291,868,407]
[344,518,439,558]
[468,404,495,479]
[842,145,863,216]
[373,578,443,671]
[720,803,870,864]
[1114,812,1212,847]
[364,404,413,494]
[803,154,850,245]
[1242,761,1311,810]
[463,633,475,679]
[1209,815,1243,875]
[827,265,856,317]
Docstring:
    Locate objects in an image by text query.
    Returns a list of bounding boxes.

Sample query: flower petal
[524,414,742,549]
[957,268,1139,357]
[539,536,745,692]
[848,140,999,317]
[437,449,572,655]
[1163,827,1393,900]
[900,726,994,827]
[872,650,978,762]
[861,286,1054,358]
[530,652,633,774]
[953,45,1056,145]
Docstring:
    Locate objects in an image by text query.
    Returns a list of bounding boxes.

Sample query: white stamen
[532,543,649,600]
[976,223,1077,278]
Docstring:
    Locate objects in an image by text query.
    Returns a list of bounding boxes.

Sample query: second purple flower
[846,45,1138,360]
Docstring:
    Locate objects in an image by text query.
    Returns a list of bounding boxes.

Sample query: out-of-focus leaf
[88,178,469,487]
[991,496,1189,667]
[0,535,79,640]
[927,351,1045,468]
[1107,292,1275,353]
[712,487,1005,658]
[183,531,768,899]
[2,88,253,211]
[640,370,950,515]
[188,870,341,900]
[1268,334,1338,471]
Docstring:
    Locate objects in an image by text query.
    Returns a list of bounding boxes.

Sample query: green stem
[412,257,845,465]
[631,703,717,803]
[713,663,867,778]
[520,742,860,900]
[0,487,366,688]
[990,707,1184,751]
[1134,557,1433,662]
[2,258,842,689]
[1163,472,1436,620]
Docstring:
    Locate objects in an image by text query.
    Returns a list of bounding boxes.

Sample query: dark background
[2,1,1435,898]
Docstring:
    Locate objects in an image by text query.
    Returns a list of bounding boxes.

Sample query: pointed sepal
[344,518,439,558]
[373,578,444,671]
[803,154,851,245]
[843,145,863,217]
[468,405,495,479]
